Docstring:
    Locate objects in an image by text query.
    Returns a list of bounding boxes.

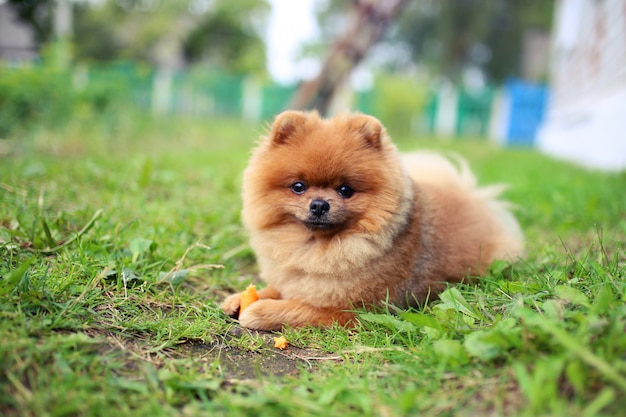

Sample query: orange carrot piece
[273,336,288,350]
[239,284,259,314]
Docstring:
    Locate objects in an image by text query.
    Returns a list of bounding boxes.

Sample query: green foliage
[370,74,432,136]
[0,66,73,137]
[395,0,555,82]
[73,3,123,63]
[182,0,269,75]
[69,0,269,74]
[313,0,555,82]
[0,64,146,137]
[71,1,192,65]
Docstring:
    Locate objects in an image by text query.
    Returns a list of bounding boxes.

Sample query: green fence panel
[172,71,244,117]
[455,87,494,137]
[354,90,374,115]
[87,63,153,111]
[261,83,297,120]
[209,73,244,116]
[423,91,438,134]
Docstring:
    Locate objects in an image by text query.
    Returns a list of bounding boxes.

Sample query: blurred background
[0,0,624,170]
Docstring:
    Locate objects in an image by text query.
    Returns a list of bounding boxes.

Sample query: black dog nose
[309,199,330,217]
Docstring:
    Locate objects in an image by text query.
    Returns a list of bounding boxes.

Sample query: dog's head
[242,110,408,238]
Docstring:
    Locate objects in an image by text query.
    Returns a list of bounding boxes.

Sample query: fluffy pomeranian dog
[222,111,524,330]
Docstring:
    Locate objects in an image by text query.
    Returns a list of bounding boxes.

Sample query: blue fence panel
[506,80,549,146]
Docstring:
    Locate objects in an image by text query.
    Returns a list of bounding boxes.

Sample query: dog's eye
[337,185,354,198]
[290,182,307,195]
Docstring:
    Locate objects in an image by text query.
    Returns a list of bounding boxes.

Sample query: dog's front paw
[238,300,283,331]
[221,293,242,318]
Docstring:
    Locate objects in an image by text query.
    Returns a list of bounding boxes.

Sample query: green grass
[1,115,625,417]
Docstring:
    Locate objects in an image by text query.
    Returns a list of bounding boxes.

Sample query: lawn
[1,114,625,417]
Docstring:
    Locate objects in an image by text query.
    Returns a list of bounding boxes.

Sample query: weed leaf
[121,268,141,286]
[591,284,615,314]
[158,269,189,285]
[436,288,483,320]
[110,377,150,394]
[400,311,443,331]
[103,268,143,286]
[433,339,468,364]
[464,318,521,361]
[541,299,565,320]
[359,313,417,332]
[565,359,587,394]
[0,257,35,295]
[489,259,510,276]
[129,237,156,263]
[514,358,566,411]
[464,330,501,361]
[555,285,590,308]
[499,280,526,294]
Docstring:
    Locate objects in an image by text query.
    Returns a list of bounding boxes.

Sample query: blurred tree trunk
[289,0,409,115]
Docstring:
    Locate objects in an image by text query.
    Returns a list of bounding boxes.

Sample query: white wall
[536,0,626,171]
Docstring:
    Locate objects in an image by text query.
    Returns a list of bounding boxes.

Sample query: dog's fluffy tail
[401,151,481,190]
[401,151,525,260]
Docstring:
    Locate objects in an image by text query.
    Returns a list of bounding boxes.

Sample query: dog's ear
[351,114,384,149]
[270,111,310,145]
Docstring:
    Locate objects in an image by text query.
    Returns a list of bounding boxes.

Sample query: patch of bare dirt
[183,329,341,381]
[86,326,341,381]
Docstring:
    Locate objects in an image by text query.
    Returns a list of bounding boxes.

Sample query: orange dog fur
[221,111,524,330]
